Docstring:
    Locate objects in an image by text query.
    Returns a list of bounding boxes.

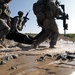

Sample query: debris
[0,60,6,65]
[9,66,17,70]
[37,56,45,62]
[53,51,75,61]
[11,54,18,59]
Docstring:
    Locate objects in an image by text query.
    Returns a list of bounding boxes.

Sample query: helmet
[18,11,23,15]
[5,0,12,3]
[49,0,56,3]
[0,0,11,4]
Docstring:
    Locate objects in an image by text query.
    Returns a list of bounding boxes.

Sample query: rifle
[56,0,69,36]
[23,10,30,22]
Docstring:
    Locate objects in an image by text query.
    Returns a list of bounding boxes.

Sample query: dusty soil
[0,39,75,75]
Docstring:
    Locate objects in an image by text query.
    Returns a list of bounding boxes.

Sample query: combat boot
[32,40,38,49]
[50,44,55,48]
[28,35,34,40]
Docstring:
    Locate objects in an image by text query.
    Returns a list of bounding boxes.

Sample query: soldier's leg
[49,25,59,48]
[32,19,52,48]
[28,29,45,40]
[6,32,32,44]
[0,19,10,38]
[33,29,51,48]
[6,32,13,40]
[50,32,59,47]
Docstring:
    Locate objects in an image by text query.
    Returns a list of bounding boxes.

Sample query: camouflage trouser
[6,32,33,44]
[0,19,10,39]
[32,29,45,40]
[35,18,59,46]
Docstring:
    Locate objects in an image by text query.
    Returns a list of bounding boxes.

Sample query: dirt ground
[0,39,75,75]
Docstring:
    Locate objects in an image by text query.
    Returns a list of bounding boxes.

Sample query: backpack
[33,2,51,21]
[10,16,18,32]
[11,16,18,25]
[33,2,45,20]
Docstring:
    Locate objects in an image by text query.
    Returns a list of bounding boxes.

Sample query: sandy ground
[0,39,75,75]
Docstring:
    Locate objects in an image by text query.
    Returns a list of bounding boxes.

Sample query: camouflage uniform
[6,11,32,44]
[33,0,62,48]
[10,11,26,33]
[0,1,11,39]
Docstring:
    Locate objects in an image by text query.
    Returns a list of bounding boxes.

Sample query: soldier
[0,0,11,44]
[6,11,32,44]
[10,11,26,33]
[32,0,63,48]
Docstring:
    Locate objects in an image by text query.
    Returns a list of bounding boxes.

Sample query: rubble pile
[37,51,75,62]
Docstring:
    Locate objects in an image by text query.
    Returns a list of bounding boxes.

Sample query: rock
[66,51,75,55]
[66,55,75,61]
[9,66,17,70]
[0,44,5,48]
[0,60,6,65]
[11,54,18,59]
[37,56,45,62]
[44,54,52,58]
[5,55,13,61]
